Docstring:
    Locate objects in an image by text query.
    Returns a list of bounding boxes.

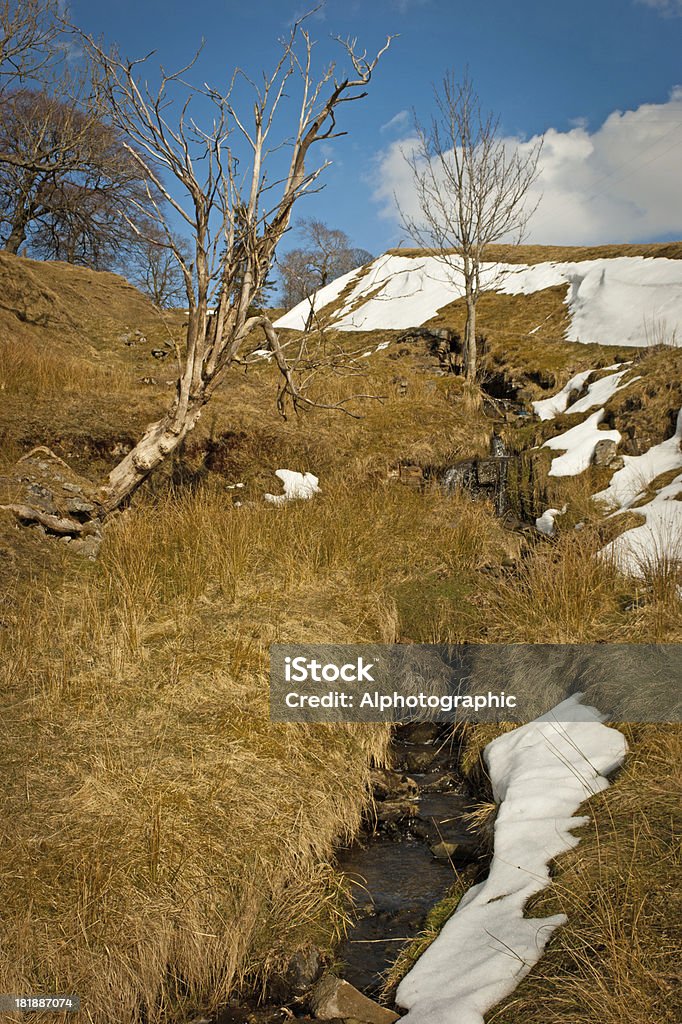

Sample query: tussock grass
[479,528,627,643]
[0,336,126,398]
[1,486,408,1023]
[0,477,514,1022]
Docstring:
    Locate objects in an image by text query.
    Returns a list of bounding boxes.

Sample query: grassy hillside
[389,240,682,263]
[0,251,680,1024]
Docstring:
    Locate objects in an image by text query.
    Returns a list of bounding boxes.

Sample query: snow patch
[533,364,636,421]
[542,409,621,477]
[273,266,364,330]
[565,367,638,415]
[278,253,682,347]
[594,408,682,510]
[264,469,320,506]
[601,474,682,577]
[536,505,567,536]
[396,695,627,1024]
[594,409,682,576]
[532,368,595,421]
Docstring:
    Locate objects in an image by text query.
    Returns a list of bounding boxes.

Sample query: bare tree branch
[77,20,393,512]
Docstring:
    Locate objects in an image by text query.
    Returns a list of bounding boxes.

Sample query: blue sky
[71,0,682,254]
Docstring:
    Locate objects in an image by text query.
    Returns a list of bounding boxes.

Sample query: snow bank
[500,256,682,347]
[595,408,682,509]
[532,368,595,420]
[275,253,682,348]
[600,474,682,576]
[564,366,638,415]
[273,266,364,330]
[542,410,621,477]
[264,469,320,505]
[533,364,636,422]
[395,695,627,1024]
[594,409,682,575]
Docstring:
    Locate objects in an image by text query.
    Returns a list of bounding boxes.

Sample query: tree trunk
[464,293,477,381]
[4,208,30,254]
[98,399,205,514]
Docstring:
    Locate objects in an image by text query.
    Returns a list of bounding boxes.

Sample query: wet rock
[375,800,418,827]
[399,722,442,745]
[476,457,503,488]
[283,946,324,996]
[268,945,324,1002]
[430,839,474,863]
[309,975,399,1023]
[419,771,461,793]
[402,748,439,773]
[371,768,419,802]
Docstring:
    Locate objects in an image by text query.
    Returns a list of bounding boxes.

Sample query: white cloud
[380,109,410,134]
[372,89,682,245]
[636,0,682,15]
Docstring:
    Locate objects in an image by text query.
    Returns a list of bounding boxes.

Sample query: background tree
[278,218,372,318]
[130,226,191,308]
[401,69,542,380]
[0,87,155,264]
[84,21,391,514]
[0,0,59,98]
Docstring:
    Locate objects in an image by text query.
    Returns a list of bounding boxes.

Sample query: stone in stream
[399,721,442,745]
[430,839,475,863]
[370,768,419,802]
[309,975,399,1023]
[267,945,324,1002]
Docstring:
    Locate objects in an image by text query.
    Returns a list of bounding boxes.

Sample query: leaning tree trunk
[98,396,206,514]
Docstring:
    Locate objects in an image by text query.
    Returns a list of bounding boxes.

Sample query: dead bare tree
[401,69,542,380]
[83,19,391,514]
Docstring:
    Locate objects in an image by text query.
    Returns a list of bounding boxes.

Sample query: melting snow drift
[396,696,627,1024]
[542,409,621,477]
[264,469,320,506]
[275,253,682,347]
[596,409,682,575]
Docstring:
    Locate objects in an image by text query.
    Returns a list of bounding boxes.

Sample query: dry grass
[1,485,400,1024]
[0,336,127,399]
[478,528,628,643]
[1,249,681,1024]
[0,476,515,1023]
[389,241,682,265]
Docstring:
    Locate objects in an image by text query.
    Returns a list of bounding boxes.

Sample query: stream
[214,725,483,1023]
[335,724,481,996]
